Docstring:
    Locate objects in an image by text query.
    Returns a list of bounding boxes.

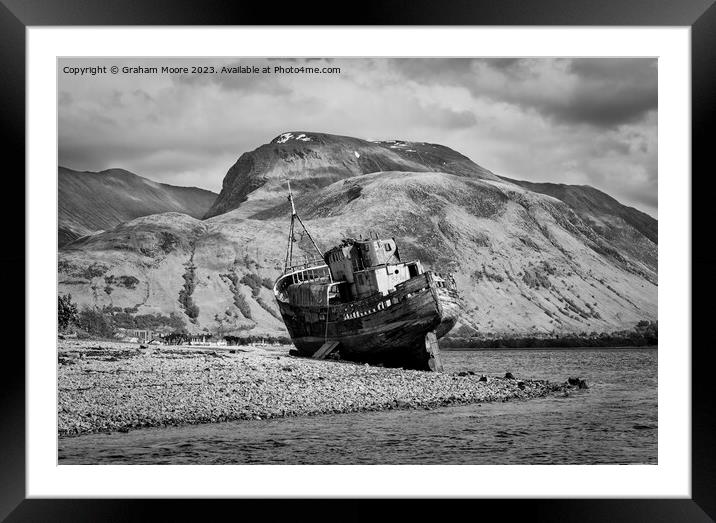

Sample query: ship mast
[283,180,324,272]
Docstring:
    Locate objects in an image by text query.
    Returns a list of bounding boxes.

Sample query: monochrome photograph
[56,57,657,465]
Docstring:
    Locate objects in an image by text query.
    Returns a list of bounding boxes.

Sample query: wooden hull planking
[275,271,460,370]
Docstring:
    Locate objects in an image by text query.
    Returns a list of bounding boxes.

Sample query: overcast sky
[58,57,657,217]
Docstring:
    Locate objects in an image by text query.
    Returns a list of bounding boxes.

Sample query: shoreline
[58,340,577,438]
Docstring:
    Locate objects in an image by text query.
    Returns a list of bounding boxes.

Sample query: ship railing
[280,270,457,322]
[285,264,332,286]
[283,259,326,274]
[328,273,434,321]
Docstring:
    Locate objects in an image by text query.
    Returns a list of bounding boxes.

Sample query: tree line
[440,321,657,349]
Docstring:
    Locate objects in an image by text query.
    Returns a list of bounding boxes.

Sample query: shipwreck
[273,183,461,371]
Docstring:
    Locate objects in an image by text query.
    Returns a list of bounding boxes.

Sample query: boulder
[505,372,515,380]
[479,375,488,382]
[567,377,589,388]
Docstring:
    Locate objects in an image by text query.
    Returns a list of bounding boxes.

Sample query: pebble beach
[58,339,573,437]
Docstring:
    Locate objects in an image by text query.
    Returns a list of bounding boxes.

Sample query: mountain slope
[58,167,217,246]
[500,176,657,242]
[203,131,500,219]
[499,176,657,275]
[59,141,657,339]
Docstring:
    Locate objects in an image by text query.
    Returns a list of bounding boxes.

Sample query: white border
[28,27,690,498]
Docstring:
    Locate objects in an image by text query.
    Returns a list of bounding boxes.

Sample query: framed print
[3,0,714,520]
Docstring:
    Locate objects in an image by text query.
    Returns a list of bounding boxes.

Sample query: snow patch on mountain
[274,132,312,144]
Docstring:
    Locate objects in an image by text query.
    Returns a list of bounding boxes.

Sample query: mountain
[59,132,657,339]
[500,176,657,242]
[497,176,657,273]
[203,131,499,219]
[58,167,218,246]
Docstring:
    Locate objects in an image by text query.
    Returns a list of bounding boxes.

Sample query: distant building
[115,328,155,343]
[188,334,213,346]
[128,329,154,342]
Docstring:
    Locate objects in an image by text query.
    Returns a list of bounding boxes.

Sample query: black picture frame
[2,0,713,521]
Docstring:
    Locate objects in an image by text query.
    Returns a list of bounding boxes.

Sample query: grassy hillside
[59,168,657,338]
[203,131,499,219]
[59,167,217,246]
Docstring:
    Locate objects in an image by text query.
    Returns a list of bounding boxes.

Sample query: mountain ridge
[498,175,657,243]
[59,166,217,246]
[58,132,657,339]
[203,131,500,219]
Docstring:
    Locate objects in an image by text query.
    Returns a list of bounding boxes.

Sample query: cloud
[392,57,657,129]
[58,57,657,217]
[170,59,294,95]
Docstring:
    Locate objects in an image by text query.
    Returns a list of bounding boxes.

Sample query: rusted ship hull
[275,270,460,371]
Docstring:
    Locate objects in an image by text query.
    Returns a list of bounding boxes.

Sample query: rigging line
[285,178,323,263]
[284,214,294,272]
[295,213,324,259]
[324,284,331,342]
[289,217,295,270]
[284,180,297,272]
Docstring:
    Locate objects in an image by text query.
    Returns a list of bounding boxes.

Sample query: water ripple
[59,348,657,465]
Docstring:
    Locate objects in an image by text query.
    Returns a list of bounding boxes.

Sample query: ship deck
[274,268,461,369]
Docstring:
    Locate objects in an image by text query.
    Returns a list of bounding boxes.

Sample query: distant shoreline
[440,322,657,350]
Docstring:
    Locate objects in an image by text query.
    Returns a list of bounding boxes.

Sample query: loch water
[58,347,657,465]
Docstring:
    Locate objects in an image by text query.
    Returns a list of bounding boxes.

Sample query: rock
[517,381,525,390]
[467,371,476,375]
[567,377,588,388]
[139,344,148,349]
[57,339,567,437]
[505,372,515,380]
[288,349,300,356]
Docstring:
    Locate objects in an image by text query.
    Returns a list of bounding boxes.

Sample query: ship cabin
[323,237,423,303]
